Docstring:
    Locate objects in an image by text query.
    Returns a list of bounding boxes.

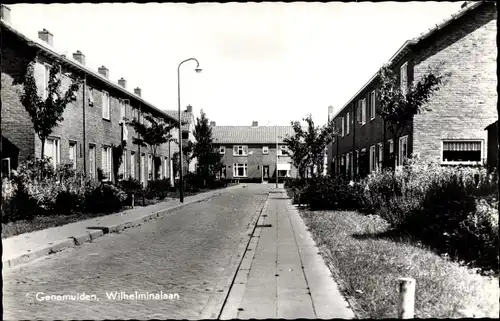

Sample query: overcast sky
[9,2,463,126]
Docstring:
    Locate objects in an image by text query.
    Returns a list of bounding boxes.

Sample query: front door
[263,166,270,181]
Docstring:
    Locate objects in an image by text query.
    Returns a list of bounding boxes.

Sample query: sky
[8,2,464,126]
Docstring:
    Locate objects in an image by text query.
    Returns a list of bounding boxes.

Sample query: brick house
[211,121,297,182]
[0,5,179,186]
[165,105,198,174]
[327,1,497,179]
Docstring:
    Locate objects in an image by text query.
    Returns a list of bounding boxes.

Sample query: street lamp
[177,57,202,203]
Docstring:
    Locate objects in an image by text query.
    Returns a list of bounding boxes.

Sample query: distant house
[327,1,497,179]
[165,105,197,174]
[211,121,297,182]
[0,5,179,185]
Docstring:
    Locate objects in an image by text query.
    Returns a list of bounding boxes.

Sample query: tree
[128,113,175,180]
[191,110,223,184]
[20,61,81,169]
[182,140,195,173]
[284,114,337,178]
[377,62,449,168]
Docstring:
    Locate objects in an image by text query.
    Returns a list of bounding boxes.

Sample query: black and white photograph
[1,1,498,319]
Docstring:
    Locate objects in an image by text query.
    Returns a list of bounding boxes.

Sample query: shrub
[118,177,144,200]
[302,176,365,211]
[145,179,170,200]
[84,183,127,214]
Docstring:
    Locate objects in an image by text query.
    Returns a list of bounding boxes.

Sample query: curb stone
[3,185,241,270]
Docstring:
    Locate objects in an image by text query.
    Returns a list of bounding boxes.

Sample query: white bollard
[398,277,416,319]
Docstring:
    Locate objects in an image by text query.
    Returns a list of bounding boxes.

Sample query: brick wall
[412,2,497,164]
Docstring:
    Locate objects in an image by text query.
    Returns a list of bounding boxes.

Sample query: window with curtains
[102,91,110,120]
[101,146,112,181]
[130,152,136,179]
[119,100,126,123]
[346,112,350,135]
[340,117,344,137]
[44,137,60,169]
[370,91,376,120]
[361,98,367,125]
[377,143,383,171]
[119,150,127,180]
[69,141,77,170]
[89,144,96,178]
[398,136,408,166]
[369,145,376,173]
[233,145,248,156]
[233,163,248,177]
[442,141,482,164]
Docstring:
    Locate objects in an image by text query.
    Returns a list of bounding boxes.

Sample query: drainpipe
[82,75,87,176]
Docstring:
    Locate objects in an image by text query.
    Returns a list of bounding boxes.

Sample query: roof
[485,120,498,130]
[164,110,194,130]
[0,18,177,124]
[212,126,296,144]
[330,0,486,121]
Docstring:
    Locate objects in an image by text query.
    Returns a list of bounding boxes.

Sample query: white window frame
[119,99,126,123]
[388,139,394,154]
[398,135,408,166]
[369,145,376,173]
[130,152,136,179]
[44,137,61,169]
[278,145,288,156]
[233,163,248,177]
[340,117,344,137]
[370,91,376,120]
[346,112,350,135]
[377,142,383,171]
[102,91,110,120]
[219,146,226,155]
[140,153,146,185]
[262,146,269,154]
[69,141,77,170]
[233,145,248,156]
[89,144,96,178]
[441,140,483,165]
[101,145,112,181]
[400,61,408,95]
[361,98,367,125]
[148,154,153,180]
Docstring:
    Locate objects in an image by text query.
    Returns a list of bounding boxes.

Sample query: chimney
[38,29,53,46]
[1,5,11,23]
[252,121,258,127]
[134,87,141,97]
[118,78,127,88]
[186,105,193,113]
[72,50,85,65]
[98,66,109,79]
[210,121,216,127]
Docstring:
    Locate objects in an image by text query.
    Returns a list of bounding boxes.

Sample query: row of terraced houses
[327,1,498,179]
[1,5,198,186]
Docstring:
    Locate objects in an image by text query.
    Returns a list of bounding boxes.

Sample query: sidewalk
[2,185,241,269]
[220,188,355,319]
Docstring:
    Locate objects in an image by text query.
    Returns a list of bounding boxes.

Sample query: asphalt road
[3,185,269,319]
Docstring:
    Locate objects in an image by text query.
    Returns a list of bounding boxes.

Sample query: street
[3,185,269,319]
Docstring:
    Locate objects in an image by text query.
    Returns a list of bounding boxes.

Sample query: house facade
[211,121,297,182]
[0,5,180,186]
[165,105,198,174]
[327,1,497,179]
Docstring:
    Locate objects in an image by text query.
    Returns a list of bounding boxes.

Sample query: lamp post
[177,58,202,203]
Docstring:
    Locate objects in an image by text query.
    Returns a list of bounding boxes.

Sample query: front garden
[284,161,499,318]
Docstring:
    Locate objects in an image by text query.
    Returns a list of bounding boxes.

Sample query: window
[357,100,362,123]
[398,135,408,166]
[2,158,11,178]
[119,100,126,123]
[370,91,376,120]
[346,152,351,178]
[102,91,110,120]
[442,141,482,164]
[140,154,146,184]
[278,145,288,156]
[164,157,168,179]
[388,139,394,154]
[101,146,112,181]
[44,137,60,169]
[340,117,344,137]
[130,152,136,179]
[233,145,248,156]
[346,112,350,135]
[89,144,96,178]
[182,131,189,139]
[233,163,248,177]
[355,150,360,176]
[43,64,51,99]
[262,146,269,154]
[219,146,226,155]
[148,155,153,180]
[377,143,383,171]
[88,87,94,107]
[361,98,366,125]
[278,170,289,177]
[119,150,127,180]
[400,61,408,95]
[69,141,77,169]
[369,145,376,173]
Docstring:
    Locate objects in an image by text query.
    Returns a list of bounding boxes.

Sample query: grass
[298,208,499,319]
